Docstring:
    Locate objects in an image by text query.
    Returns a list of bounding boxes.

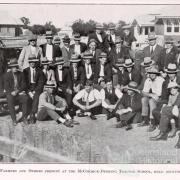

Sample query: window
[166,20,172,32]
[150,26,154,32]
[174,19,179,32]
[145,27,149,35]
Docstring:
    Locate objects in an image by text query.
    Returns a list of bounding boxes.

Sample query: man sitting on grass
[73,80,101,120]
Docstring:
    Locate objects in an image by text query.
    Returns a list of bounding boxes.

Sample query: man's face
[85,85,92,93]
[96,29,101,34]
[84,59,91,65]
[110,30,115,35]
[170,87,178,95]
[127,67,132,72]
[30,40,37,47]
[149,39,156,46]
[100,58,107,65]
[149,73,157,80]
[100,81,106,88]
[47,38,53,44]
[89,42,96,51]
[46,87,54,94]
[118,66,124,71]
[106,30,110,35]
[57,64,63,69]
[127,89,134,96]
[72,63,77,68]
[29,62,36,68]
[43,64,49,70]
[165,43,173,49]
[75,40,80,45]
[124,29,130,36]
[106,81,113,90]
[168,73,176,80]
[116,43,121,49]
[64,42,70,48]
[11,66,18,73]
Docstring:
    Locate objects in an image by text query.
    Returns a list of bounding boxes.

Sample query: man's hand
[66,88,72,94]
[28,92,34,99]
[11,91,17,96]
[112,67,118,73]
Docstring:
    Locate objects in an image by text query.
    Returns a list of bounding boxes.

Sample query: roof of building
[0,11,23,25]
[132,14,156,26]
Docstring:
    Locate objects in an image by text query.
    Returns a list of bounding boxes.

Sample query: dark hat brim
[141,60,155,67]
[28,59,39,63]
[44,85,56,88]
[70,59,81,63]
[8,64,19,67]
[165,69,179,74]
[124,63,135,68]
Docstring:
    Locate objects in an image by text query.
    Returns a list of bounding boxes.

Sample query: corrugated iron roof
[133,14,155,26]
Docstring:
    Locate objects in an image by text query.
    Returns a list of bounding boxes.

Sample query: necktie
[74,66,77,80]
[13,73,18,91]
[86,92,90,106]
[151,47,154,55]
[33,69,35,83]
[87,65,90,75]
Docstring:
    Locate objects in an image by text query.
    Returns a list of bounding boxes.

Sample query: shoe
[149,131,161,139]
[72,120,80,125]
[168,128,177,138]
[77,112,87,117]
[125,124,133,131]
[90,115,97,120]
[115,121,126,128]
[22,117,29,125]
[147,125,156,132]
[149,132,168,141]
[29,114,36,124]
[138,121,149,127]
[63,120,74,128]
[107,114,114,120]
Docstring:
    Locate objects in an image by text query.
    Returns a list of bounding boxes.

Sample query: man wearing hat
[41,57,56,86]
[61,34,71,67]
[115,81,142,130]
[54,56,72,109]
[69,54,85,93]
[69,33,87,57]
[124,58,142,86]
[4,58,29,125]
[73,79,101,120]
[23,55,46,124]
[18,34,43,70]
[152,63,180,129]
[53,36,61,46]
[88,23,110,53]
[143,32,164,66]
[106,24,116,49]
[37,82,74,128]
[158,38,178,71]
[94,52,112,84]
[87,38,101,64]
[40,31,62,63]
[150,82,180,141]
[139,67,164,132]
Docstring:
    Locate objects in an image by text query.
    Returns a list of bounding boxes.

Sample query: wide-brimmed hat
[167,82,180,89]
[116,58,125,67]
[70,54,81,63]
[54,57,64,65]
[53,36,61,44]
[88,38,98,46]
[115,37,123,44]
[62,35,70,43]
[44,83,56,89]
[96,23,103,29]
[82,51,93,59]
[126,81,140,93]
[28,55,39,63]
[73,33,81,41]
[147,67,160,74]
[124,58,134,68]
[41,57,51,65]
[147,32,157,41]
[165,63,179,74]
[141,57,155,67]
[45,30,53,39]
[8,58,19,68]
[28,34,37,41]
[108,24,116,30]
[122,24,131,30]
[99,52,107,58]
[175,41,180,48]
[165,38,174,44]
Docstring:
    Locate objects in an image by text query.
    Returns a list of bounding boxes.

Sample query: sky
[0,4,177,28]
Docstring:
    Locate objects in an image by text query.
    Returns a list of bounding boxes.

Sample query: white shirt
[143,76,164,97]
[74,89,101,103]
[96,32,102,42]
[58,69,63,81]
[111,34,115,43]
[99,64,104,77]
[100,88,123,108]
[85,64,92,79]
[30,67,36,83]
[150,44,157,54]
[30,45,37,55]
[74,44,81,55]
[46,44,53,61]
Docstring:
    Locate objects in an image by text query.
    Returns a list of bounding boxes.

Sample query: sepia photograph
[0,2,180,165]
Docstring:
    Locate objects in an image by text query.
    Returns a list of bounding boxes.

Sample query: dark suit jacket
[94,62,112,83]
[23,67,46,93]
[143,44,164,65]
[117,69,129,86]
[158,47,178,71]
[107,34,115,49]
[88,32,110,53]
[4,71,27,95]
[40,43,62,60]
[69,65,85,88]
[69,43,87,55]
[54,67,72,91]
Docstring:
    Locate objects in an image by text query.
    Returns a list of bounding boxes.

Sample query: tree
[20,17,30,28]
[116,20,127,37]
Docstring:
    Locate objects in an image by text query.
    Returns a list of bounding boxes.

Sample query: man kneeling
[73,80,101,120]
[37,83,74,128]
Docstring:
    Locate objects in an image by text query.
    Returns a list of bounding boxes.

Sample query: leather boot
[138,116,149,127]
[175,133,180,148]
[147,124,156,132]
[168,122,177,138]
[149,131,168,141]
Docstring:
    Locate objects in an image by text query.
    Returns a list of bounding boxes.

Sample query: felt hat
[44,83,56,89]
[73,33,81,41]
[165,38,174,44]
[116,58,125,67]
[54,57,64,65]
[165,63,179,74]
[96,23,103,29]
[108,24,116,30]
[45,30,53,39]
[28,55,39,63]
[141,57,155,67]
[62,35,70,43]
[70,54,81,63]
[41,57,51,65]
[147,32,157,41]
[28,34,37,41]
[122,24,131,30]
[147,66,160,75]
[115,37,123,44]
[99,52,107,58]
[8,58,19,68]
[53,36,61,44]
[124,58,134,68]
[82,51,93,59]
[126,81,140,93]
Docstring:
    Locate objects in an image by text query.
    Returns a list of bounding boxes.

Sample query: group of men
[1,23,180,148]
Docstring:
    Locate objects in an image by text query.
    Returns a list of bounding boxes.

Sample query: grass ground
[0,114,180,163]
